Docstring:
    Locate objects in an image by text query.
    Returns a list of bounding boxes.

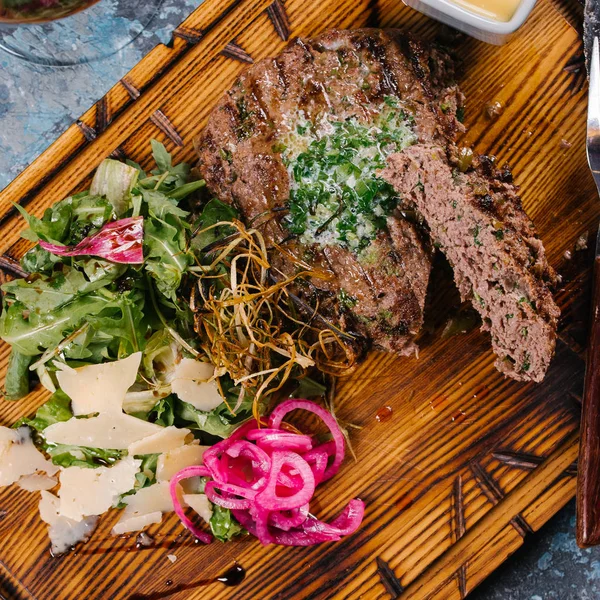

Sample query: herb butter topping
[282,97,417,251]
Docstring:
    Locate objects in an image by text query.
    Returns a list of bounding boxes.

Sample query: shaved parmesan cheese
[156,443,208,482]
[128,426,191,456]
[124,481,172,514]
[112,481,173,535]
[167,554,177,563]
[57,351,142,416]
[173,358,214,381]
[183,493,213,524]
[39,490,61,524]
[39,491,98,555]
[113,512,162,536]
[18,473,57,492]
[37,364,56,393]
[0,426,58,487]
[44,413,163,450]
[58,456,141,521]
[171,358,223,411]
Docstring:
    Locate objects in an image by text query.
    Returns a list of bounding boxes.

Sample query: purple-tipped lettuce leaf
[39,217,144,264]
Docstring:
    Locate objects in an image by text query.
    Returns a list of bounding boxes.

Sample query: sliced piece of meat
[196,29,465,355]
[381,145,560,382]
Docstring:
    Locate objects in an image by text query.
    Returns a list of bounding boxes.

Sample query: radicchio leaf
[39,217,144,264]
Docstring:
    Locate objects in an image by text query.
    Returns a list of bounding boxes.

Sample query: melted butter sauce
[450,0,521,22]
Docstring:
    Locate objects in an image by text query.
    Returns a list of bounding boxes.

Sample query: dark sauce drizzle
[128,564,246,600]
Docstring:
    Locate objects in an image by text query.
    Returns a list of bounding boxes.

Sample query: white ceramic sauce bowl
[402,0,537,45]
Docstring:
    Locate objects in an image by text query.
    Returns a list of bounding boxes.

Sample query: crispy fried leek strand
[190,220,355,419]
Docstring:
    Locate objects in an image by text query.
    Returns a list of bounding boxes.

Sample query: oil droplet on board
[375,406,393,422]
[135,532,154,548]
[472,385,490,401]
[451,410,466,424]
[429,396,448,412]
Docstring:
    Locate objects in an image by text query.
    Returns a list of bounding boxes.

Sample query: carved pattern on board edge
[451,475,467,599]
[266,0,291,41]
[376,556,404,599]
[120,77,141,100]
[149,110,184,147]
[172,25,204,45]
[376,452,578,599]
[95,96,111,135]
[564,53,586,95]
[221,42,254,63]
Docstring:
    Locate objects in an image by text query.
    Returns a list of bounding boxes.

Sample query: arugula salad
[0,142,361,555]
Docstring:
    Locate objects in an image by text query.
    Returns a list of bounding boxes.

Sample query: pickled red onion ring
[170,400,364,546]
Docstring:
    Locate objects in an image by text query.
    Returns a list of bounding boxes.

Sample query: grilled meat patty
[196,28,559,381]
[382,147,559,382]
[196,28,465,355]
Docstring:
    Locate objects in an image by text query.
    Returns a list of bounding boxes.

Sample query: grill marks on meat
[382,145,559,382]
[196,29,465,355]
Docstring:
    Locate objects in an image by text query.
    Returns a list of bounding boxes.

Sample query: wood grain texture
[0,0,593,598]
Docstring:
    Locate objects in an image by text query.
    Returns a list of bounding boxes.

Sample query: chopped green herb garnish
[235,96,254,140]
[338,289,357,309]
[281,98,417,251]
[219,148,233,164]
[271,142,287,154]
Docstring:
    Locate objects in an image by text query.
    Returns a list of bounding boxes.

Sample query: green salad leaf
[16,390,126,469]
[86,289,148,356]
[15,389,72,430]
[3,349,33,401]
[150,139,191,189]
[20,245,61,275]
[209,505,245,542]
[133,453,160,489]
[294,375,327,399]
[14,199,74,244]
[175,396,253,439]
[0,293,111,356]
[2,262,124,313]
[141,329,180,383]
[16,193,114,247]
[48,445,126,469]
[141,189,190,221]
[144,216,193,301]
[191,198,238,251]
[90,160,139,217]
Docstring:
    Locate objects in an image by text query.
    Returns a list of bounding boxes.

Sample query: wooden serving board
[0,0,593,598]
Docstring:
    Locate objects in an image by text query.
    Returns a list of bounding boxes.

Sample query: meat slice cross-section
[381,145,559,382]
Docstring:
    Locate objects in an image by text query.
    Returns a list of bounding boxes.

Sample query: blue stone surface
[0,2,598,598]
[471,500,600,600]
[0,0,200,190]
